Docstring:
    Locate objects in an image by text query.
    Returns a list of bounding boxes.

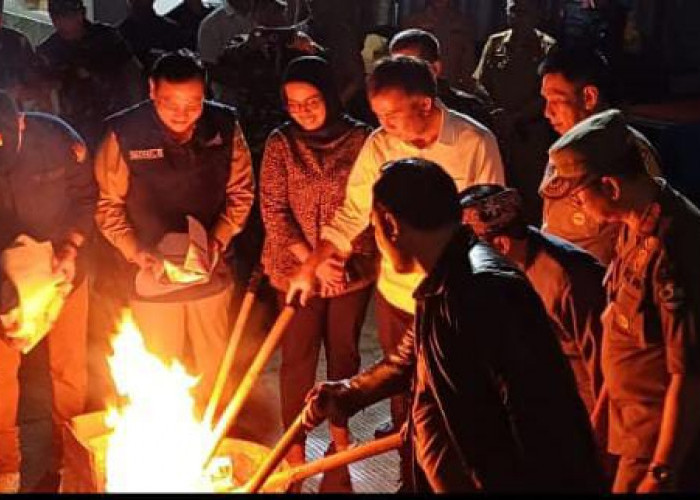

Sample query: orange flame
[104,311,230,492]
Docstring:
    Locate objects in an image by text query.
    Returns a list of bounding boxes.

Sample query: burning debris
[60,307,399,494]
[104,312,223,492]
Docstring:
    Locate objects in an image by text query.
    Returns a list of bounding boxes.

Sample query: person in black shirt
[165,0,214,51]
[303,158,605,492]
[38,0,144,150]
[119,0,189,72]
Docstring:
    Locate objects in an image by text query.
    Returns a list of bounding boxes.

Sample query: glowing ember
[104,312,228,492]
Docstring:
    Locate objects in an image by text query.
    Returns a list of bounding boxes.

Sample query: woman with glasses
[259,56,378,491]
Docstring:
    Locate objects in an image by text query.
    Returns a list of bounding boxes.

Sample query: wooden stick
[203,305,298,468]
[242,412,306,493]
[262,433,403,491]
[202,268,263,428]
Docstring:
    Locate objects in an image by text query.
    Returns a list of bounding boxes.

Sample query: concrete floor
[18,291,399,493]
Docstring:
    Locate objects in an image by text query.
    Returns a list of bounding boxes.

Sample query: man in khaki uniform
[474,0,557,227]
[542,109,700,493]
[539,46,662,266]
[460,184,605,416]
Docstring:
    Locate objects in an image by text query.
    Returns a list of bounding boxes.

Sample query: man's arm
[320,134,381,254]
[61,139,96,249]
[561,266,607,400]
[52,136,97,284]
[641,250,700,491]
[287,134,381,304]
[210,122,255,249]
[93,131,140,261]
[304,325,416,428]
[643,374,700,490]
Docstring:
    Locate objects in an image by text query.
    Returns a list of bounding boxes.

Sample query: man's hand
[316,256,347,297]
[208,237,224,271]
[52,242,78,284]
[133,248,163,276]
[286,263,316,307]
[302,380,353,430]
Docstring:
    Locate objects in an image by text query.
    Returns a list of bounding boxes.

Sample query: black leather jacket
[337,227,605,492]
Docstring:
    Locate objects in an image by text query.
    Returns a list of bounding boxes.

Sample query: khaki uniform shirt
[542,127,662,266]
[601,179,700,458]
[473,28,556,115]
[321,102,505,313]
[524,227,606,413]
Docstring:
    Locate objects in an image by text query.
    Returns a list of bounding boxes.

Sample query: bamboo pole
[203,268,263,429]
[242,412,306,493]
[203,305,298,468]
[261,433,403,492]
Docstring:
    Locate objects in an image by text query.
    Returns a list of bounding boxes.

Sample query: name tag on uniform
[129,148,164,161]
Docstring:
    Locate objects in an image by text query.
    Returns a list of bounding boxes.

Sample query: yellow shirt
[321,102,505,313]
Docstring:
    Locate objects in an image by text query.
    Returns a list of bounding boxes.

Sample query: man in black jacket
[303,158,604,492]
[0,90,96,493]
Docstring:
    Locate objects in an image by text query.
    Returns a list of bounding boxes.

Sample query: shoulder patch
[658,281,686,310]
[656,260,686,311]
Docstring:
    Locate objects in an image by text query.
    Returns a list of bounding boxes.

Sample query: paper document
[0,235,72,353]
[161,216,219,285]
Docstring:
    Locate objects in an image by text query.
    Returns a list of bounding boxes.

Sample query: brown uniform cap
[540,109,645,199]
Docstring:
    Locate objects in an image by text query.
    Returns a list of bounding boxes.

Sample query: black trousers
[374,291,414,429]
[375,291,415,490]
[277,286,373,441]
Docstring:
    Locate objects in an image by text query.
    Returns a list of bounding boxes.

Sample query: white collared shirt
[321,101,505,313]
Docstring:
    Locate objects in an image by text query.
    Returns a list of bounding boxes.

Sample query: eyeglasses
[286,95,324,113]
[155,98,203,116]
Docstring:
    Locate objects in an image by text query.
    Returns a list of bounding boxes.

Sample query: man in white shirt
[286,54,504,489]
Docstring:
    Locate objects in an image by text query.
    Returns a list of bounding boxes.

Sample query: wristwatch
[648,463,675,484]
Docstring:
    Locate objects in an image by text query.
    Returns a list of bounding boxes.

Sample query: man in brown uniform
[473,0,557,227]
[542,109,700,493]
[539,46,662,266]
[460,184,605,415]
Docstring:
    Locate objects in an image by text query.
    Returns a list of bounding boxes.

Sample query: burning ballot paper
[0,235,72,353]
[163,216,220,284]
[135,216,220,298]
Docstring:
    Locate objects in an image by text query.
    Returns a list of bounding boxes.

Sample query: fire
[104,312,228,492]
